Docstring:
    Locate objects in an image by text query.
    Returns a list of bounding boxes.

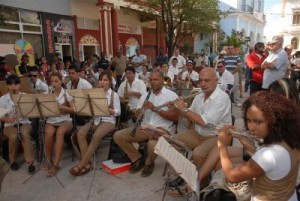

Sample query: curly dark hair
[242,91,300,149]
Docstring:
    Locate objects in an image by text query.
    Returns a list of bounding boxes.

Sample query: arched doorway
[79,34,100,61]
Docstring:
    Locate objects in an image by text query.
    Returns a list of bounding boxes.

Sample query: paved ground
[0,92,250,201]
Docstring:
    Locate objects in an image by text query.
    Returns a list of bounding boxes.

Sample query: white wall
[1,0,72,15]
[71,1,99,19]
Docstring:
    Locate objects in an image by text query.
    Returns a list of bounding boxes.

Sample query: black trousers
[250,81,262,95]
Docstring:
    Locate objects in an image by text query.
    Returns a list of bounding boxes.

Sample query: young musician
[29,66,49,93]
[113,71,179,176]
[181,60,199,88]
[69,71,120,176]
[44,72,75,177]
[66,66,92,90]
[218,91,300,201]
[0,75,36,174]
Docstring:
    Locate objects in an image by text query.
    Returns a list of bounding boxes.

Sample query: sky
[264,0,284,40]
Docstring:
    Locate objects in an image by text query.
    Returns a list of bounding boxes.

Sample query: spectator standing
[168,48,186,73]
[223,45,242,106]
[97,52,110,71]
[261,35,289,89]
[111,50,127,88]
[246,42,267,94]
[132,48,147,74]
[156,47,168,65]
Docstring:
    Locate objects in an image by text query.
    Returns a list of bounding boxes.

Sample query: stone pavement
[0,92,250,201]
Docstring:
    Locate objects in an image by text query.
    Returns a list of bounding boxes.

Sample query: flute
[206,124,264,143]
[153,89,204,111]
[130,91,152,137]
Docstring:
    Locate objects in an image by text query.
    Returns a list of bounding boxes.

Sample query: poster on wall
[41,12,75,62]
[14,39,35,66]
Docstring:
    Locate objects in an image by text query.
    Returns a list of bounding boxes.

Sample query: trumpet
[206,124,264,143]
[153,89,204,111]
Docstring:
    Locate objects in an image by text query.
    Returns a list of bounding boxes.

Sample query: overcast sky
[264,0,283,40]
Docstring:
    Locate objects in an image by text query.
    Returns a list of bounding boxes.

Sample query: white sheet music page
[154,136,198,192]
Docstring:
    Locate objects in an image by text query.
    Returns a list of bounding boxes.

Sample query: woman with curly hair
[218,91,300,201]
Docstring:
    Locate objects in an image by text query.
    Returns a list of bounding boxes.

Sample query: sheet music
[154,137,198,192]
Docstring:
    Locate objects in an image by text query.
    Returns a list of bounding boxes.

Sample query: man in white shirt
[168,48,186,73]
[0,75,35,174]
[181,60,199,88]
[167,58,178,83]
[216,59,234,95]
[29,66,49,93]
[118,66,147,112]
[66,67,93,90]
[132,48,147,73]
[114,71,179,176]
[167,68,232,190]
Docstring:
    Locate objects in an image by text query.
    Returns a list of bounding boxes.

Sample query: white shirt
[217,69,234,92]
[32,79,49,94]
[118,78,147,110]
[181,70,199,81]
[138,71,151,87]
[66,77,93,90]
[132,54,147,73]
[168,55,186,73]
[0,93,31,127]
[189,87,232,137]
[46,88,73,124]
[251,144,297,201]
[93,89,121,125]
[139,87,178,131]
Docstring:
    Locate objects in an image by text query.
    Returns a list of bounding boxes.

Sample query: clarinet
[130,91,152,137]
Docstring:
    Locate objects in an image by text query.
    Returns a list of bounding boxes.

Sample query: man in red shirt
[246,42,267,94]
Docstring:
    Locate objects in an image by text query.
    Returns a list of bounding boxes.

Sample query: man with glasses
[29,66,49,93]
[216,59,234,95]
[246,42,267,94]
[261,35,289,89]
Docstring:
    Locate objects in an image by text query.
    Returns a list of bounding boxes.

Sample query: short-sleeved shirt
[32,79,49,94]
[132,54,147,73]
[111,56,127,76]
[0,92,31,127]
[246,52,267,84]
[66,78,93,90]
[218,69,234,91]
[139,87,178,131]
[46,88,73,124]
[181,70,199,81]
[223,55,242,71]
[189,87,232,137]
[117,78,147,110]
[94,89,121,125]
[262,48,289,89]
[168,55,186,73]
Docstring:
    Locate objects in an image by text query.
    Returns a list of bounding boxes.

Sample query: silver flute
[206,124,264,143]
[153,89,205,111]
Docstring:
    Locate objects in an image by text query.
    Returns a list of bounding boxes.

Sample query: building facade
[194,0,265,53]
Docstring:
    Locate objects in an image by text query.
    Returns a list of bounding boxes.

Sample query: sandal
[69,163,93,177]
[167,185,188,197]
[42,163,51,171]
[47,166,59,177]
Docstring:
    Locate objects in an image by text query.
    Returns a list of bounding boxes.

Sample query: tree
[222,29,250,56]
[128,0,221,58]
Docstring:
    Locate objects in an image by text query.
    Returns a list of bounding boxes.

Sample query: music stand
[0,77,42,95]
[67,88,109,117]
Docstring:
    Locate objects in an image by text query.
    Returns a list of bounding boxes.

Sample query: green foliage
[129,0,221,57]
[222,29,250,48]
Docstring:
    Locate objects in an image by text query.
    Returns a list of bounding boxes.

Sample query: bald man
[167,68,232,190]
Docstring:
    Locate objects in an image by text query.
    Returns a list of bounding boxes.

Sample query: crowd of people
[0,34,299,201]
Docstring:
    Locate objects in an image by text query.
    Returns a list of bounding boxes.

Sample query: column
[111,8,119,57]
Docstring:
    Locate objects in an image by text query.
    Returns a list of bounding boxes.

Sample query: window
[293,13,300,25]
[77,17,99,30]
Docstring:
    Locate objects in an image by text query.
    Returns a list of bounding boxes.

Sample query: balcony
[240,4,253,13]
[287,24,300,34]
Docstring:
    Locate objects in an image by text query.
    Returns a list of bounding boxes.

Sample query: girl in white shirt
[218,91,300,201]
[44,72,75,177]
[69,71,121,176]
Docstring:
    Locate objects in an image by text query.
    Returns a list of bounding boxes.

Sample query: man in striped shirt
[223,45,242,106]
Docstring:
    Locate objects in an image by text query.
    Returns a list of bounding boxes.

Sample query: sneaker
[28,164,36,174]
[10,162,19,171]
[129,158,144,174]
[141,163,155,177]
[168,177,185,188]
